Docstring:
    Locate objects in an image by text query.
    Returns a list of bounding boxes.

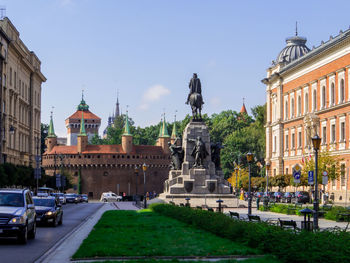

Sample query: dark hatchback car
[0,189,36,244]
[295,191,310,204]
[65,193,79,204]
[33,196,63,227]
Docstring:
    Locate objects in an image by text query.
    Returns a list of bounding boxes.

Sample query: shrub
[151,203,350,263]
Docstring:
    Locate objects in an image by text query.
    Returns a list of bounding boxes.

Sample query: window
[14,71,16,89]
[341,122,345,142]
[273,136,277,152]
[292,133,295,149]
[9,67,12,86]
[285,101,288,119]
[305,93,309,113]
[331,124,336,143]
[291,98,295,117]
[341,164,346,187]
[340,79,345,103]
[286,168,289,175]
[285,134,289,150]
[297,95,301,116]
[313,90,317,110]
[322,126,327,144]
[322,86,326,107]
[298,131,302,148]
[331,83,335,105]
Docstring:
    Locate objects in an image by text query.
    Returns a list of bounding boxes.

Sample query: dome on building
[276,35,310,64]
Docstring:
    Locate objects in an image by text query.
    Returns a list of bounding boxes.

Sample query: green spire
[161,114,170,138]
[79,111,87,136]
[171,112,177,139]
[77,90,89,111]
[123,111,132,136]
[47,110,57,138]
[158,117,163,138]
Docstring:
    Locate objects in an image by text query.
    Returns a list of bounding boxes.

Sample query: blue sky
[2,0,350,136]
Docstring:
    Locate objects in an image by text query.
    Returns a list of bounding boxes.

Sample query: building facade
[42,112,172,199]
[0,17,46,165]
[263,28,350,203]
[66,97,101,145]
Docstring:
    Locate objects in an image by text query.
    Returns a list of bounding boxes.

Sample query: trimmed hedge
[150,203,350,263]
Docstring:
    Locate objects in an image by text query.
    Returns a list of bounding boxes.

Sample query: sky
[2,0,350,137]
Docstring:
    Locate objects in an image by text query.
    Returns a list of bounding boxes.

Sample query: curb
[34,203,105,263]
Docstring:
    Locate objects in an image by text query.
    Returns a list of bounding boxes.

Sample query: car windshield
[0,193,24,207]
[33,198,55,207]
[66,194,75,197]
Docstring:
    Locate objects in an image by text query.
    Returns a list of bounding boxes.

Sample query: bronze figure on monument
[168,138,184,170]
[188,136,208,168]
[186,73,204,120]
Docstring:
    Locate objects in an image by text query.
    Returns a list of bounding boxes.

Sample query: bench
[287,203,303,215]
[229,211,240,220]
[248,215,261,222]
[179,203,185,207]
[278,218,299,232]
[207,208,214,212]
[169,201,175,205]
[196,206,202,210]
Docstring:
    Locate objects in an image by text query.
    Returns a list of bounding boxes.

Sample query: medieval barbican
[41,97,173,199]
[263,28,350,203]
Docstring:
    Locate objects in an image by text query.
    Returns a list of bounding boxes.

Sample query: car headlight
[45,211,53,216]
[9,216,26,224]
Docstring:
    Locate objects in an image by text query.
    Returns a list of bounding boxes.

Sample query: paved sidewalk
[37,202,140,263]
[225,207,350,230]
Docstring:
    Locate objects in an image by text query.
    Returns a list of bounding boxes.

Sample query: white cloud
[139,84,170,110]
[210,97,221,107]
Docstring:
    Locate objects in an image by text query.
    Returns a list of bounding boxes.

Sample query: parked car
[33,196,63,227]
[266,192,275,201]
[51,193,66,205]
[0,188,36,244]
[80,194,88,203]
[65,193,79,204]
[255,192,264,199]
[282,192,295,203]
[100,192,122,202]
[295,191,310,204]
[273,192,284,202]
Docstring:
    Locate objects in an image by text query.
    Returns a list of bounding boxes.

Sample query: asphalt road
[0,202,102,263]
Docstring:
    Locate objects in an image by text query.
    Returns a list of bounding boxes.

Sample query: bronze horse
[188,92,204,120]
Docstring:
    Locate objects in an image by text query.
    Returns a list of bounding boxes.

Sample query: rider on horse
[186,73,202,105]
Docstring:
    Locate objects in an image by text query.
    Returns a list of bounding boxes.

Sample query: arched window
[305,93,309,113]
[313,90,317,111]
[340,79,345,103]
[291,98,295,117]
[297,95,301,116]
[331,83,335,105]
[322,86,326,107]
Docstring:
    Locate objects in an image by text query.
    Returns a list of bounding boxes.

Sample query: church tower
[66,92,101,146]
[157,114,170,154]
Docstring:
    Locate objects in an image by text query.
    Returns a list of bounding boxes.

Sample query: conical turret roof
[123,111,132,136]
[79,111,87,136]
[48,113,57,138]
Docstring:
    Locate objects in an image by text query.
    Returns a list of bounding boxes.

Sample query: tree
[300,150,342,187]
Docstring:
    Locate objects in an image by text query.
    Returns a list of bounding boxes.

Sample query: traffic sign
[322,171,328,185]
[293,164,301,184]
[308,171,314,185]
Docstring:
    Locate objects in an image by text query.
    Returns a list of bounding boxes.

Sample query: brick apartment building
[263,28,350,203]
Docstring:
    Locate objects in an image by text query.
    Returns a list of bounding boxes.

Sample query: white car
[100,192,122,202]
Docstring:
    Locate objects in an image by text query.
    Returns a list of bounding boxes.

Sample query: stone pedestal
[159,121,233,205]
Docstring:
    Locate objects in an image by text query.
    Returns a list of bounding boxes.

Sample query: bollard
[216,199,224,213]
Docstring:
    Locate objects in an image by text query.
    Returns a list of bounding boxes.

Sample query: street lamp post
[142,163,148,208]
[134,165,139,203]
[266,161,270,195]
[246,152,254,215]
[234,165,239,207]
[312,134,322,230]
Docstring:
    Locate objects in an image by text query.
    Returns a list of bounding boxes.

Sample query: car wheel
[28,222,36,239]
[58,215,63,225]
[103,199,107,202]
[18,226,28,244]
[52,218,58,227]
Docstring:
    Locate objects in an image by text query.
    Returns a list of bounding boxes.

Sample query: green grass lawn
[73,210,260,259]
